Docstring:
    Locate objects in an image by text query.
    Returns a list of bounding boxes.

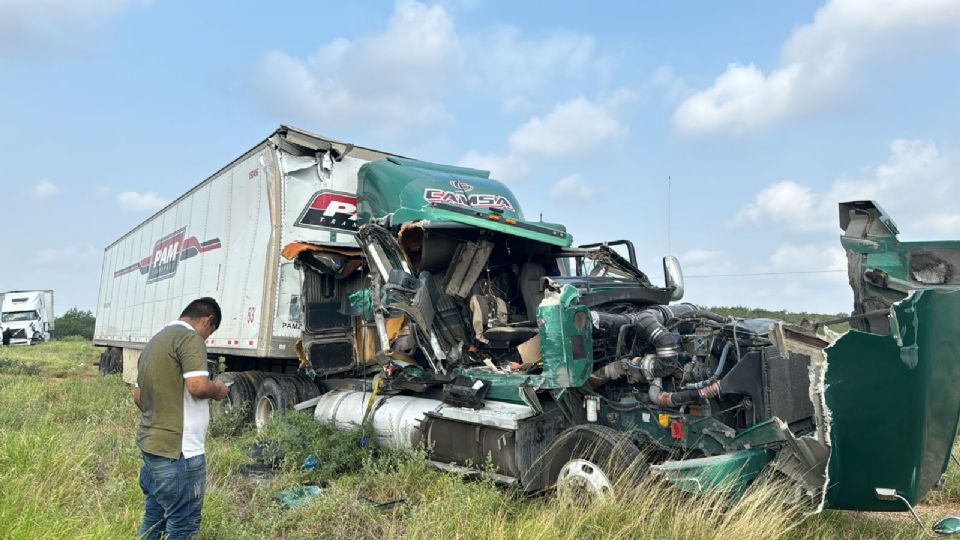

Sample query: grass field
[0,341,954,539]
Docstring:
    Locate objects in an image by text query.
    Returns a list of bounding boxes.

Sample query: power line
[686,269,846,278]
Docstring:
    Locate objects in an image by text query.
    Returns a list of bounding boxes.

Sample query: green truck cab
[283,157,960,516]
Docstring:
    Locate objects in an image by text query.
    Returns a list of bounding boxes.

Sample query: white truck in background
[1,290,55,345]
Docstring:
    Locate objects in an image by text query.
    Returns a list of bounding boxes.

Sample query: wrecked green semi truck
[292,156,960,514]
[94,127,960,517]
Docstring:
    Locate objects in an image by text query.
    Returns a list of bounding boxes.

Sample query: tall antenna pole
[667,175,672,256]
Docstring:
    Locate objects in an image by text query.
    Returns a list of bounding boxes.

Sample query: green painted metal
[536,285,593,388]
[395,205,571,247]
[356,157,572,247]
[457,368,543,404]
[460,285,592,396]
[651,448,775,494]
[599,404,735,457]
[824,288,960,510]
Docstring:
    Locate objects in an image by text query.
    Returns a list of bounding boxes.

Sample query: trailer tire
[98,348,121,375]
[254,376,300,431]
[525,424,645,499]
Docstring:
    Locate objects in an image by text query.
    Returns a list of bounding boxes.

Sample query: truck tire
[98,348,121,375]
[290,375,321,404]
[254,376,301,431]
[527,424,645,499]
[212,371,268,425]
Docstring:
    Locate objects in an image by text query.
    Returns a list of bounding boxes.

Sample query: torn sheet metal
[823,288,960,510]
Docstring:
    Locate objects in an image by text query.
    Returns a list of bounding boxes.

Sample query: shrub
[54,308,96,340]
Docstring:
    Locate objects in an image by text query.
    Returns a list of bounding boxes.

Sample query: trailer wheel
[98,348,121,375]
[254,376,301,431]
[534,424,645,499]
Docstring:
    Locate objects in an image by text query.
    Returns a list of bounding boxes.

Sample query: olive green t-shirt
[136,321,210,459]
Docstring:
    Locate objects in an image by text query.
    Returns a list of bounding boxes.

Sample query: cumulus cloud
[117,191,169,213]
[252,1,616,135]
[459,92,634,180]
[509,97,628,159]
[550,174,593,201]
[734,138,960,236]
[673,0,960,134]
[0,0,135,55]
[253,0,463,134]
[32,180,60,200]
[734,180,819,231]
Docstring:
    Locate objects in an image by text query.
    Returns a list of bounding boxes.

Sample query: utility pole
[667,176,672,256]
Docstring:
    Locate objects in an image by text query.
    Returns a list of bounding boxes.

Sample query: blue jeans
[138,451,206,540]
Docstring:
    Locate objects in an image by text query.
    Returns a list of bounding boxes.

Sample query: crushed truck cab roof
[357,157,572,247]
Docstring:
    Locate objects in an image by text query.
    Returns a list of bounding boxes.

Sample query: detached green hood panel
[357,157,572,247]
[824,288,960,510]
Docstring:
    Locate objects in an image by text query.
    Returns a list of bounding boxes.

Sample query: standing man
[133,297,229,540]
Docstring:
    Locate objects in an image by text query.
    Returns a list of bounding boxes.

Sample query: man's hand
[133,387,143,412]
[185,376,230,400]
[213,380,229,400]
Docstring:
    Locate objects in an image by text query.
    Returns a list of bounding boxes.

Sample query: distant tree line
[710,306,851,332]
[55,308,96,340]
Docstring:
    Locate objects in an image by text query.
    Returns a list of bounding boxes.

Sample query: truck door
[297,251,361,375]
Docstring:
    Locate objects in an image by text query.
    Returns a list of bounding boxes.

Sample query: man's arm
[133,387,143,411]
[185,376,229,400]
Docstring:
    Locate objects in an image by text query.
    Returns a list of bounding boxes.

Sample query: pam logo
[114,227,222,282]
[295,191,358,232]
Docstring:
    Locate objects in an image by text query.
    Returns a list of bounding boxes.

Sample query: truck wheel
[254,376,300,431]
[290,375,321,404]
[542,424,645,499]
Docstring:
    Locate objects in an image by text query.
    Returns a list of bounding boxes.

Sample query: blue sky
[2,0,959,315]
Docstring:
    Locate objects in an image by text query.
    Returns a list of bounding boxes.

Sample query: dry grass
[0,341,950,539]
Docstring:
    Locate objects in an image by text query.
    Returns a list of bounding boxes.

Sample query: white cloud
[252,0,463,134]
[117,191,169,213]
[769,244,847,275]
[458,150,531,181]
[471,27,605,95]
[32,180,60,200]
[550,174,593,201]
[734,180,818,230]
[509,97,628,159]
[0,0,134,55]
[252,1,618,136]
[680,249,737,277]
[459,92,633,180]
[673,0,960,134]
[647,65,691,103]
[734,138,960,237]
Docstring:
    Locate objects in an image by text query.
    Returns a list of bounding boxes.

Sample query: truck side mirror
[663,256,684,301]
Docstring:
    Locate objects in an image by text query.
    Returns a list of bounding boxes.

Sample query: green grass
[0,341,951,539]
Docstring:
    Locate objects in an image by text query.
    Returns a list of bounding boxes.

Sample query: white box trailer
[93,126,398,382]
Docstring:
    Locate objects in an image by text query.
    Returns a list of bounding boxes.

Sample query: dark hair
[180,297,222,329]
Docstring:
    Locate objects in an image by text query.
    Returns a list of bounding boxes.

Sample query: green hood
[357,157,572,247]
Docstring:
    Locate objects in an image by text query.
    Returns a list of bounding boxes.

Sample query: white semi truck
[1,290,55,345]
[93,125,397,387]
